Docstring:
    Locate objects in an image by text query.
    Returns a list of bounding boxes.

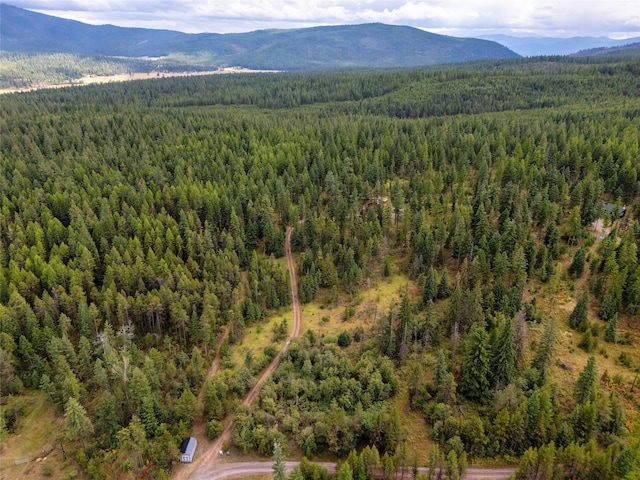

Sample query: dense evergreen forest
[1,56,640,479]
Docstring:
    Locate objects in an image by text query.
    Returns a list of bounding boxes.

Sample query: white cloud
[9,0,640,37]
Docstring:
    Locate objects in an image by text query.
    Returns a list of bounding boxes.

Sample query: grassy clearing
[302,272,418,342]
[0,390,83,480]
[392,376,434,464]
[230,308,291,373]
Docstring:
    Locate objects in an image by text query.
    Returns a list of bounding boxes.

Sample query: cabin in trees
[180,437,197,463]
[603,201,626,218]
[362,196,389,213]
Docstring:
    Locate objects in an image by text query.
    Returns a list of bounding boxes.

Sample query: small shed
[180,437,197,463]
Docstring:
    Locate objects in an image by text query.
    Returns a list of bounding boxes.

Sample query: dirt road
[240,227,301,407]
[191,325,231,439]
[187,461,516,480]
[174,226,300,480]
[176,228,516,480]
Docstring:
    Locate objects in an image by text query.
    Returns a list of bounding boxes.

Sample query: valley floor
[0,67,280,95]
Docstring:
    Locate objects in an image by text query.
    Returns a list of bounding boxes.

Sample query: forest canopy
[1,55,640,479]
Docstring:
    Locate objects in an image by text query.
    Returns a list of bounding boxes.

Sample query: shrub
[578,325,597,353]
[337,331,352,347]
[263,345,277,360]
[617,352,633,368]
[343,305,355,321]
[353,327,364,342]
[42,463,54,476]
[383,258,391,277]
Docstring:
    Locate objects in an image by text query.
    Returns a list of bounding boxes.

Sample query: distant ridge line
[0,3,519,71]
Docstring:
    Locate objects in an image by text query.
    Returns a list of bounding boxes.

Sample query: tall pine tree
[460,322,491,402]
[532,318,557,383]
[434,349,448,387]
[491,315,516,388]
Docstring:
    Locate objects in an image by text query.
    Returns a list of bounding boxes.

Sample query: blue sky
[9,0,640,38]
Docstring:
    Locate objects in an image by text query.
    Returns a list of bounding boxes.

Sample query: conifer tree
[604,314,617,343]
[569,291,589,331]
[460,322,490,402]
[382,452,395,480]
[568,249,586,278]
[574,356,597,404]
[578,324,597,353]
[272,439,286,480]
[446,450,460,480]
[544,223,559,259]
[532,318,557,383]
[491,315,516,388]
[437,270,452,299]
[337,462,354,480]
[117,416,148,473]
[434,349,447,387]
[139,395,158,437]
[355,453,367,480]
[176,388,197,427]
[0,409,5,444]
[423,266,438,304]
[64,397,94,451]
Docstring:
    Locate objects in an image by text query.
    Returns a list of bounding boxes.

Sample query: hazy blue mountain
[1,3,519,70]
[479,34,640,56]
[572,42,640,58]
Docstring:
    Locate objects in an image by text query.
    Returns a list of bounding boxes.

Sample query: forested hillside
[0,3,518,77]
[1,57,640,480]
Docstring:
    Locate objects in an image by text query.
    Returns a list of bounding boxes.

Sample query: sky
[8,0,640,38]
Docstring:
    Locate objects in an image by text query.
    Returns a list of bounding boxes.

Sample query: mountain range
[479,34,640,57]
[1,3,519,70]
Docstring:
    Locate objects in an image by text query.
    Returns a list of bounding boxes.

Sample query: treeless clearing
[0,67,279,95]
[0,391,80,480]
